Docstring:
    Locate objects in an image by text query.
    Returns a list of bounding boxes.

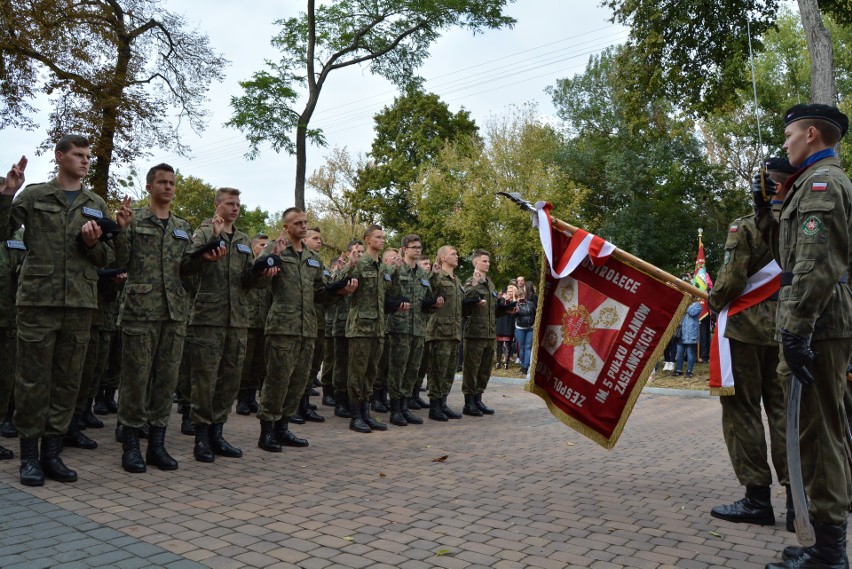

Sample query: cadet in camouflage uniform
[319,257,344,408]
[756,104,852,569]
[371,248,400,414]
[113,164,218,473]
[185,188,274,463]
[462,249,514,417]
[256,208,355,451]
[331,240,363,419]
[425,246,467,421]
[345,225,407,433]
[709,160,793,529]
[0,184,23,459]
[410,257,434,410]
[236,233,271,416]
[0,138,117,487]
[384,235,440,426]
[92,280,122,417]
[297,225,329,423]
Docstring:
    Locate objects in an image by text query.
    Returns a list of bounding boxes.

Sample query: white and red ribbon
[534,201,615,278]
[709,261,782,395]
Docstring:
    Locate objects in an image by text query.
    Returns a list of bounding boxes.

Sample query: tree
[0,0,227,198]
[354,86,479,232]
[602,0,852,111]
[226,0,515,210]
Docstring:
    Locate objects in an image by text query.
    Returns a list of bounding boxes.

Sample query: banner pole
[497,192,709,301]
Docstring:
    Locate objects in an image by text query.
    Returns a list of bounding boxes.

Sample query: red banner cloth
[528,243,690,449]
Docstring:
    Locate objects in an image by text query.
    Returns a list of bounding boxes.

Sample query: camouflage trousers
[186,325,247,426]
[374,337,388,392]
[332,336,348,395]
[347,337,384,403]
[305,332,323,396]
[386,333,425,400]
[257,335,314,422]
[462,338,495,396]
[14,306,93,438]
[792,337,852,524]
[417,341,430,390]
[240,328,265,391]
[94,329,121,390]
[319,335,334,389]
[427,339,459,399]
[74,324,100,415]
[117,320,187,428]
[719,339,787,489]
[0,327,16,415]
[174,342,192,407]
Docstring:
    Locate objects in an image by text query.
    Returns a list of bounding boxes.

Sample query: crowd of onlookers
[492,276,537,375]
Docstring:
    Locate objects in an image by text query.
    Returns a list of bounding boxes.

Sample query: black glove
[253,254,282,272]
[781,328,818,385]
[190,239,227,259]
[77,217,121,246]
[326,277,351,293]
[421,296,438,309]
[384,296,411,312]
[752,171,776,213]
[462,295,483,307]
[96,267,127,280]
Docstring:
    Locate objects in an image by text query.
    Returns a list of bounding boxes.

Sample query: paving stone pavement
[0,377,847,568]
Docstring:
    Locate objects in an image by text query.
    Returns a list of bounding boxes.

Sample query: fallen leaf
[432,455,448,463]
[709,531,724,539]
[566,441,574,446]
[343,536,354,541]
[379,472,386,477]
[425,444,432,448]
[435,549,453,556]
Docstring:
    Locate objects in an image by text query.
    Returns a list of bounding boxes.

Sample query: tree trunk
[295,121,307,210]
[797,0,835,104]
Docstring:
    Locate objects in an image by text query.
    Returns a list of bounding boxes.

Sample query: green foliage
[353,86,480,232]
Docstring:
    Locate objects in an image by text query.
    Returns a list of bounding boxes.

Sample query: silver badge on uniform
[383,273,392,281]
[491,290,498,297]
[5,240,25,250]
[82,207,104,219]
[236,243,252,254]
[172,229,189,240]
[420,278,429,286]
[307,258,321,268]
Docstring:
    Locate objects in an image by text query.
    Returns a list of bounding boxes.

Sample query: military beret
[190,238,227,259]
[252,254,282,272]
[783,103,849,137]
[764,156,797,174]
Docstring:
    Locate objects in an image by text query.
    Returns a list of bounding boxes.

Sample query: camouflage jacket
[114,206,204,323]
[329,265,351,338]
[387,262,435,336]
[263,242,337,337]
[709,214,777,346]
[757,155,852,340]
[187,221,269,328]
[0,180,113,308]
[315,262,332,334]
[345,254,392,338]
[426,269,463,342]
[462,276,503,339]
[0,239,25,328]
[246,286,272,330]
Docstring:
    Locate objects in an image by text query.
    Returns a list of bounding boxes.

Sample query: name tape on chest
[5,240,25,250]
[420,278,430,287]
[236,243,252,254]
[82,207,104,219]
[307,258,321,268]
[172,229,190,240]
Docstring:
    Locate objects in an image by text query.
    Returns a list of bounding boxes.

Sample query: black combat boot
[145,426,178,470]
[257,421,282,452]
[19,438,42,486]
[209,423,242,458]
[710,485,775,526]
[138,423,149,439]
[362,402,388,431]
[300,395,325,422]
[274,418,308,447]
[413,388,430,410]
[64,416,98,449]
[321,385,336,407]
[115,422,126,443]
[290,405,306,425]
[400,397,422,424]
[371,387,389,413]
[180,404,194,436]
[463,394,483,417]
[40,436,77,482]
[235,389,252,416]
[408,388,422,410]
[474,393,494,415]
[334,391,352,418]
[103,386,118,413]
[774,520,847,568]
[1,405,17,437]
[0,442,12,460]
[80,399,104,428]
[349,401,371,433]
[121,427,147,473]
[247,389,259,413]
[785,485,796,533]
[193,424,214,462]
[93,389,109,415]
[441,396,462,420]
[428,397,448,422]
[388,399,407,426]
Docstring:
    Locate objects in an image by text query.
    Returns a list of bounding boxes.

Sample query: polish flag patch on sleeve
[812,182,828,191]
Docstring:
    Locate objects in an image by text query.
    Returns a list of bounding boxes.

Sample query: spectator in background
[673,299,702,378]
[495,285,517,370]
[514,286,537,375]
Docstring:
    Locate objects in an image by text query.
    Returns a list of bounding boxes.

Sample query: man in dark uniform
[709,158,796,530]
[756,104,852,569]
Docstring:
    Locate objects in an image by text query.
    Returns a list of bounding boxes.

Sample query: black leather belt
[780,271,848,286]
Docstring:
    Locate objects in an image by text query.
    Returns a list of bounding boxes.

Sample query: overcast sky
[2,1,627,213]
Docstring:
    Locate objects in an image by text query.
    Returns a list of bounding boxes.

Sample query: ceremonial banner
[527,203,691,449]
